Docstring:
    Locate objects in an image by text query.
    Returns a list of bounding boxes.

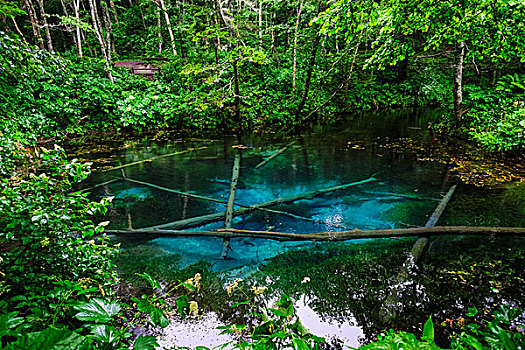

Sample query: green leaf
[136,272,161,290]
[422,316,434,342]
[466,306,478,317]
[497,328,517,350]
[230,300,250,308]
[149,307,169,328]
[88,324,119,344]
[175,295,188,318]
[292,338,309,350]
[73,298,121,323]
[133,335,159,350]
[0,312,25,332]
[464,334,483,350]
[268,308,287,318]
[5,328,90,350]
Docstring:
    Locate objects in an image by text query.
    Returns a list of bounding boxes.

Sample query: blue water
[77,109,451,271]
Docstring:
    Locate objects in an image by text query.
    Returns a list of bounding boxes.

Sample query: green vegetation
[1,0,524,348]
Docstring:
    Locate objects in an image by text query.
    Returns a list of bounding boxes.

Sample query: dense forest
[1,0,524,349]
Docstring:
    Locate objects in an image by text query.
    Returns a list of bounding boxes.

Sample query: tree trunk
[35,0,53,51]
[453,41,466,122]
[88,0,114,82]
[73,0,83,58]
[159,0,177,56]
[258,0,263,49]
[233,58,241,123]
[157,4,163,54]
[221,152,241,258]
[296,34,321,119]
[11,17,28,43]
[106,226,525,241]
[380,185,457,323]
[109,0,118,24]
[139,176,377,231]
[101,0,115,56]
[292,1,303,98]
[25,0,45,50]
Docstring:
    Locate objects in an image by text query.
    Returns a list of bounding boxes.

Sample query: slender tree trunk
[258,0,263,49]
[233,59,241,123]
[159,0,177,56]
[157,5,163,54]
[88,0,113,82]
[59,0,78,54]
[101,1,115,55]
[11,17,28,43]
[270,12,275,53]
[35,0,53,51]
[292,1,303,98]
[296,34,321,119]
[73,0,83,58]
[25,0,45,49]
[453,40,466,122]
[109,0,118,24]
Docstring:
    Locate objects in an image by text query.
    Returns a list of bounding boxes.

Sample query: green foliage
[451,305,525,350]
[435,73,525,153]
[220,294,325,350]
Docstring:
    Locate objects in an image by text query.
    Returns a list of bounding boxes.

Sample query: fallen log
[78,178,120,193]
[255,142,294,169]
[138,176,377,231]
[361,191,437,201]
[380,184,457,323]
[222,153,241,258]
[105,226,525,241]
[102,146,207,172]
[122,177,348,229]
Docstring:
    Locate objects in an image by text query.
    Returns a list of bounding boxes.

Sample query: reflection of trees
[257,237,525,346]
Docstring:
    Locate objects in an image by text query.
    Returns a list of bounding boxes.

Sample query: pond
[73,109,525,348]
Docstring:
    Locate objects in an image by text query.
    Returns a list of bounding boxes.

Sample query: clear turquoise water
[76,109,525,347]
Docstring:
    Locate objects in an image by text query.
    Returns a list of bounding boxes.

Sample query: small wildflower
[251,286,267,295]
[189,301,198,317]
[225,278,242,296]
[194,273,202,291]
[301,277,311,284]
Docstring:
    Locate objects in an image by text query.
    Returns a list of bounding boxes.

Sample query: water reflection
[75,108,525,347]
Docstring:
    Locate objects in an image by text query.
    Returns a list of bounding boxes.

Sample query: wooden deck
[114,58,167,80]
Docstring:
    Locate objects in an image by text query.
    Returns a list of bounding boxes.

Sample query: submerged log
[102,146,207,172]
[105,226,525,241]
[122,177,347,229]
[138,176,377,231]
[222,153,241,258]
[380,184,457,323]
[78,178,120,193]
[255,142,294,169]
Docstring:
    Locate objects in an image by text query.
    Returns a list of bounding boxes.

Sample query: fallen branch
[138,176,377,230]
[78,178,120,193]
[380,184,457,323]
[361,191,431,201]
[102,146,207,172]
[105,226,525,241]
[222,153,241,258]
[255,142,295,169]
[122,177,348,229]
